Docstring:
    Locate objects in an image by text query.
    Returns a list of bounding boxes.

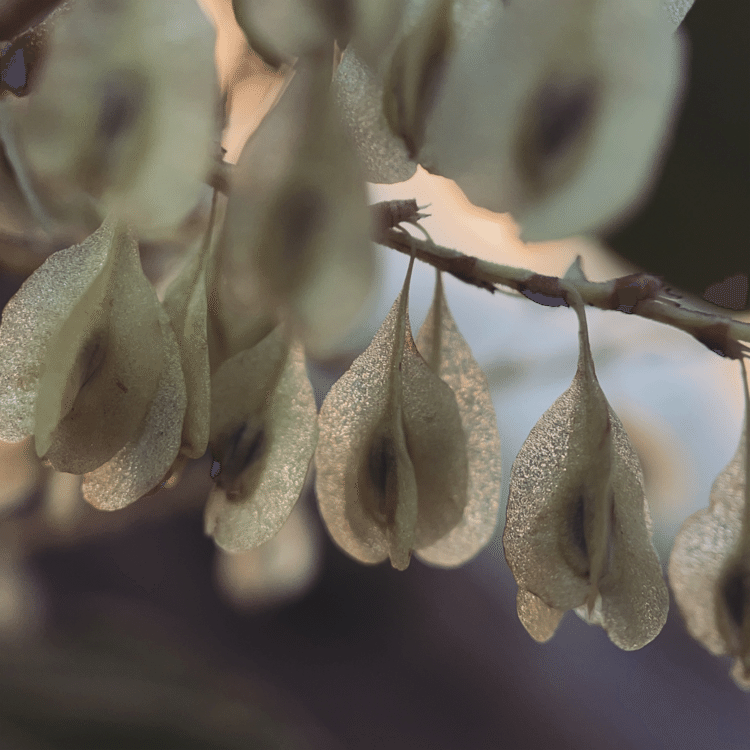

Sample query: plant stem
[211,161,749,359]
[373,203,750,360]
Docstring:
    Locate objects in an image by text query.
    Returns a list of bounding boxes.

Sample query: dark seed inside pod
[367,432,399,526]
[215,417,266,493]
[536,78,597,162]
[563,493,591,579]
[721,562,749,631]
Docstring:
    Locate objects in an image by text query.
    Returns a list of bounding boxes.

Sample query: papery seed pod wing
[0,219,167,476]
[81,309,187,511]
[219,60,373,357]
[382,0,453,159]
[162,202,216,460]
[315,260,468,570]
[34,220,166,474]
[205,330,318,552]
[504,290,667,648]
[332,49,418,184]
[415,272,501,566]
[662,0,694,27]
[422,0,683,240]
[669,360,750,688]
[11,0,218,239]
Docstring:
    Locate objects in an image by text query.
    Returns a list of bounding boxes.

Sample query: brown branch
[373,206,750,360]
[208,166,750,360]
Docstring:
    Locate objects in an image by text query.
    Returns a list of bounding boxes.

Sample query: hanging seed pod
[315,257,468,570]
[414,271,501,566]
[0,218,173,475]
[81,309,187,511]
[503,287,668,649]
[669,359,750,690]
[421,0,683,240]
[382,0,453,159]
[219,59,373,357]
[160,195,219,461]
[332,48,418,184]
[8,0,218,239]
[205,329,318,552]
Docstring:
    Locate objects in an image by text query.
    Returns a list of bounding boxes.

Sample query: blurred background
[0,0,749,747]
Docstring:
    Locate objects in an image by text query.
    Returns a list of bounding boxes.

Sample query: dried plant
[1,0,748,691]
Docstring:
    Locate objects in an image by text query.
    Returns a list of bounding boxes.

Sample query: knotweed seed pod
[504,287,668,649]
[315,257,468,570]
[670,359,750,690]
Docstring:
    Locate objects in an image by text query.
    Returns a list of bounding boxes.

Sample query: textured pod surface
[422,0,683,240]
[219,61,373,356]
[315,266,468,570]
[669,364,750,689]
[504,294,668,649]
[205,331,318,552]
[332,49,417,184]
[162,230,212,460]
[81,311,186,511]
[0,219,165,474]
[12,0,218,238]
[415,272,501,566]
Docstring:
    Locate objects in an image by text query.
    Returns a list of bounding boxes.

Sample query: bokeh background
[0,0,749,748]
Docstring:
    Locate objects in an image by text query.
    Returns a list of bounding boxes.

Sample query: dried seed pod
[382,0,453,159]
[205,329,318,552]
[669,359,750,689]
[0,218,169,475]
[219,60,373,356]
[161,198,217,460]
[9,0,218,239]
[315,258,468,570]
[421,0,683,240]
[332,48,418,184]
[414,271,501,566]
[503,289,668,649]
[81,310,187,511]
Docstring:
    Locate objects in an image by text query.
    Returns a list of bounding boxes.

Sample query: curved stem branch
[372,201,750,360]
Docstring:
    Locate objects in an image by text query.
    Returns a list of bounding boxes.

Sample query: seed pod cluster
[0,217,188,510]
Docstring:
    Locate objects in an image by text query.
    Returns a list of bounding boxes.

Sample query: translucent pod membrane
[219,59,373,358]
[670,360,750,690]
[414,271,501,567]
[421,0,684,240]
[10,0,218,240]
[0,217,190,510]
[504,287,668,650]
[316,258,499,570]
[205,329,318,553]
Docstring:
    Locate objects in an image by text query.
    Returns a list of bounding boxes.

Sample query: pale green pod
[12,0,218,239]
[422,0,684,240]
[205,330,318,552]
[81,310,187,511]
[219,60,373,357]
[162,229,213,460]
[0,218,166,474]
